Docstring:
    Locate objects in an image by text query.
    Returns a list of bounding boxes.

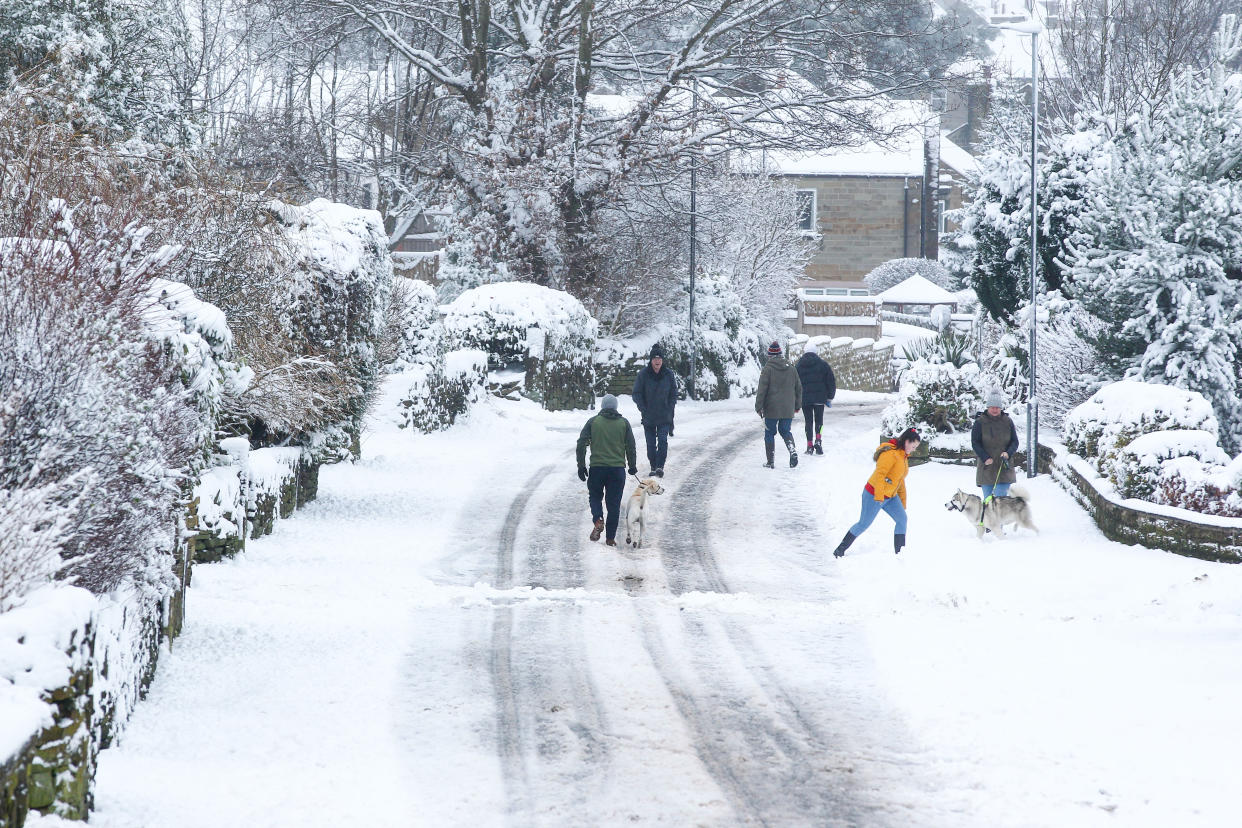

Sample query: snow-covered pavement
[72,384,1242,827]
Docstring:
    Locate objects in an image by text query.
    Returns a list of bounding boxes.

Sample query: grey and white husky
[945,486,1039,539]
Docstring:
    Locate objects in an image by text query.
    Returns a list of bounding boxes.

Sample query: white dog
[624,478,665,548]
[945,486,1039,539]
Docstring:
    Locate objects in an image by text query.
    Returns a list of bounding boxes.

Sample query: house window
[937,198,950,234]
[796,189,817,232]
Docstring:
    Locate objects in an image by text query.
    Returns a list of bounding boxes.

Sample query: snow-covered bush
[398,349,488,432]
[443,283,597,410]
[898,327,975,368]
[863,258,958,294]
[224,199,394,457]
[1063,380,1219,468]
[0,204,198,606]
[881,362,987,438]
[1111,430,1230,501]
[1154,455,1242,518]
[380,277,443,371]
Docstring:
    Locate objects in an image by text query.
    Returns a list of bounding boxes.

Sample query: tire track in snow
[640,402,888,825]
[490,463,611,823]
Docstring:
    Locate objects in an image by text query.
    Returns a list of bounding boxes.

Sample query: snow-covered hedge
[398,349,488,433]
[1064,381,1219,466]
[1064,381,1242,515]
[443,283,596,410]
[233,199,394,458]
[382,277,443,372]
[881,362,987,439]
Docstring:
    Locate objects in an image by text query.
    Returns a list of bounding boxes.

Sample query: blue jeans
[848,489,907,536]
[764,418,793,444]
[981,482,1011,500]
[587,466,626,540]
[643,423,670,470]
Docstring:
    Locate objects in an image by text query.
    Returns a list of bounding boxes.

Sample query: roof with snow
[753,99,976,178]
[876,274,959,305]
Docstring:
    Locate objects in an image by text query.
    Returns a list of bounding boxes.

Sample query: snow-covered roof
[876,274,959,304]
[754,99,976,178]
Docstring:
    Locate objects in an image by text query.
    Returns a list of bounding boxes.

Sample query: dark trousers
[802,404,825,443]
[763,418,793,445]
[587,466,626,541]
[643,423,670,470]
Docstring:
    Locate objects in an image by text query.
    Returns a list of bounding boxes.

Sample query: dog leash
[979,459,1008,526]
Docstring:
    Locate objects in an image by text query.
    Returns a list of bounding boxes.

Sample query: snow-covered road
[72,384,1242,828]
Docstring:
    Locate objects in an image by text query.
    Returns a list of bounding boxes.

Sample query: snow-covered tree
[1067,15,1242,450]
[314,0,975,292]
[863,258,958,294]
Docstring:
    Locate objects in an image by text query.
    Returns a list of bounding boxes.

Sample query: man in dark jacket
[755,341,803,468]
[795,349,836,455]
[631,344,677,477]
[971,389,1019,500]
[576,394,638,546]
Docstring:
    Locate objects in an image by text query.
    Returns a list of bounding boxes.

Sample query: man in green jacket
[576,394,639,545]
[755,341,803,469]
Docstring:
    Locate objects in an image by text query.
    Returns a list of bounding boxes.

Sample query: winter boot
[763,439,775,469]
[605,538,618,547]
[805,440,815,455]
[590,518,605,542]
[833,531,856,558]
[814,437,823,455]
[784,436,799,468]
[894,533,906,555]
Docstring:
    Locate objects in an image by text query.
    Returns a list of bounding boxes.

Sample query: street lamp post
[992,18,1043,478]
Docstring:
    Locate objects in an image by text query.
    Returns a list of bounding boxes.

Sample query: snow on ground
[74,384,1242,828]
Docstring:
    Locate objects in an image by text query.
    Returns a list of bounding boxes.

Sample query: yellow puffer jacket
[865,441,909,507]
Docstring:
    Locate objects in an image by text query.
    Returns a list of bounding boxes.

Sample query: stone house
[762,101,978,291]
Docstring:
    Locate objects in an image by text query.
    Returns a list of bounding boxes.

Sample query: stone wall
[189,451,321,557]
[1053,454,1242,563]
[791,336,898,394]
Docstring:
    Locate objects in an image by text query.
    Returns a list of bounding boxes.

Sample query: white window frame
[795,189,817,233]
[937,198,950,234]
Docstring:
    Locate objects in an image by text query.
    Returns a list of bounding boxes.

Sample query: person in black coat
[795,349,836,455]
[631,344,678,477]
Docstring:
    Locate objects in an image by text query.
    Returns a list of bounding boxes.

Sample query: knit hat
[985,389,1006,409]
[767,341,782,356]
[897,427,921,447]
[650,344,665,360]
[601,394,618,411]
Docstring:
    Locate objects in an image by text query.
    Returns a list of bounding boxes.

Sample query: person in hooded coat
[972,389,1019,500]
[755,341,803,468]
[631,344,677,477]
[831,427,921,557]
[795,349,836,455]
[576,394,638,546]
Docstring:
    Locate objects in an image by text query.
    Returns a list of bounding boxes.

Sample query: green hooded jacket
[576,409,638,469]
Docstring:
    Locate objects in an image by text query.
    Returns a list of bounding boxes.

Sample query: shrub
[1063,380,1219,470]
[899,327,975,368]
[380,277,443,371]
[881,362,986,438]
[1111,430,1229,500]
[398,349,487,433]
[443,283,597,410]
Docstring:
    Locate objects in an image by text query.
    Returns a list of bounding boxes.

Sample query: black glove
[628,466,638,477]
[668,424,674,438]
[578,466,588,482]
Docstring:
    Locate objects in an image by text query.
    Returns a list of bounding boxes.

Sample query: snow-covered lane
[80,387,1242,828]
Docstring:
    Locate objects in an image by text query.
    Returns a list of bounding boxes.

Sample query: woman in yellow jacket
[832,428,921,557]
